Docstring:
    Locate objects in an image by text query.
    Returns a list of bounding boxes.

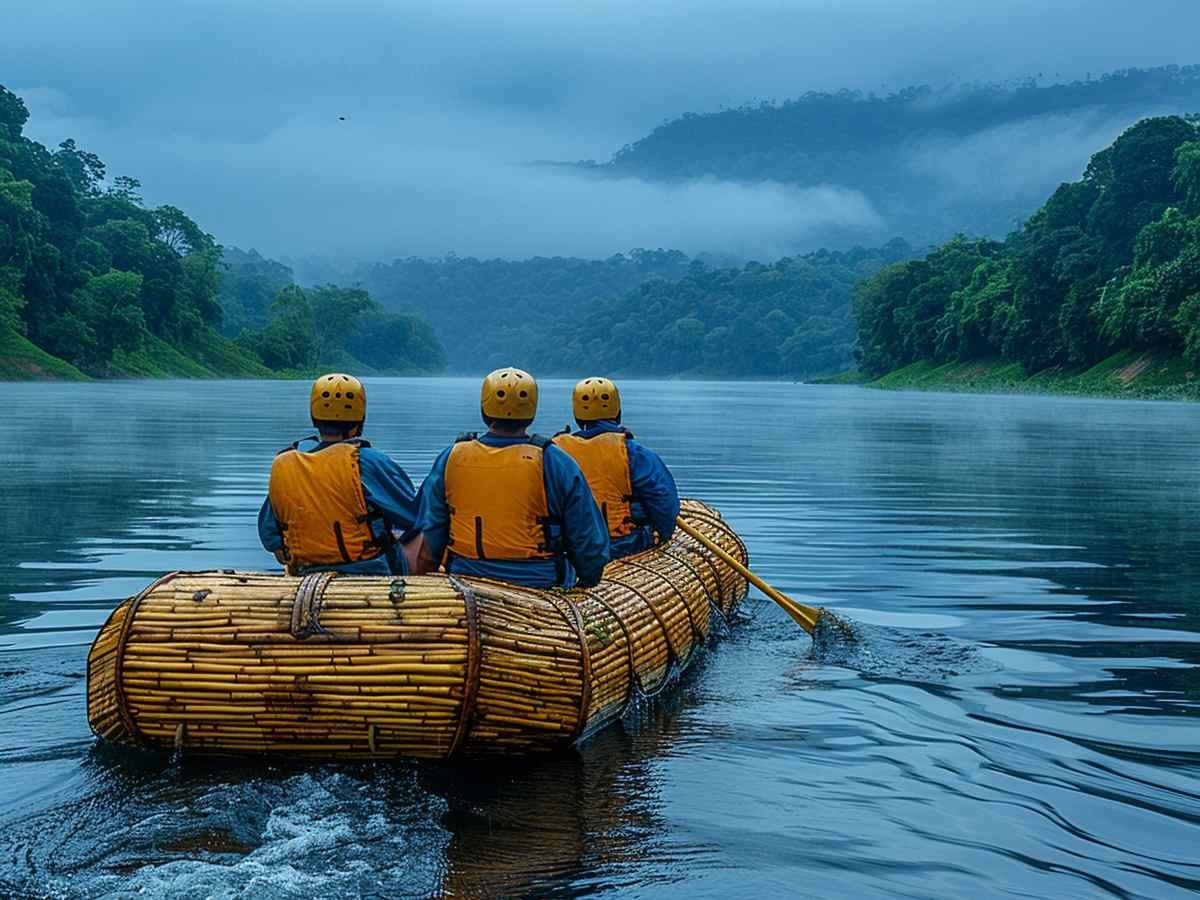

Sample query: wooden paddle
[675,516,845,637]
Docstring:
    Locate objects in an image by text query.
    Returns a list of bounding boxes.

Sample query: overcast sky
[5,0,1199,260]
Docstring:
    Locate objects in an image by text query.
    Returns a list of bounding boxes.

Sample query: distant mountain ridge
[578,65,1200,248]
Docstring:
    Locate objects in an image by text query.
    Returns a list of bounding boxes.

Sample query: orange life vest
[444,435,555,560]
[267,438,386,567]
[552,431,636,539]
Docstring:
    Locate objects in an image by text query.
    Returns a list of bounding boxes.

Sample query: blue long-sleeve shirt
[575,420,680,558]
[417,433,610,588]
[259,440,420,575]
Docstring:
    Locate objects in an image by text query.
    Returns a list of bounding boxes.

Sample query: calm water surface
[1,379,1198,898]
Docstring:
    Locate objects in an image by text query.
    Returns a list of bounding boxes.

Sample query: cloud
[5,0,1199,260]
[906,108,1158,197]
[18,110,880,259]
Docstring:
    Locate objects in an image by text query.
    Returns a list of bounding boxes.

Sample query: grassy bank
[866,352,1200,400]
[0,328,89,380]
[105,328,272,379]
[0,325,275,382]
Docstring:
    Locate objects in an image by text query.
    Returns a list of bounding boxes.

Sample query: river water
[0,379,1197,898]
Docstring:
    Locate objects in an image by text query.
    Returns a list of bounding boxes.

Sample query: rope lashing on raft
[446,575,483,758]
[544,593,593,739]
[107,571,179,747]
[618,557,705,663]
[290,571,341,640]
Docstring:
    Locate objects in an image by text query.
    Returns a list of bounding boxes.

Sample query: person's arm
[358,448,421,538]
[257,497,287,564]
[544,445,610,586]
[628,441,680,542]
[416,447,454,562]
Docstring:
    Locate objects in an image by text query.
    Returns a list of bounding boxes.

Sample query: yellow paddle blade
[776,593,822,632]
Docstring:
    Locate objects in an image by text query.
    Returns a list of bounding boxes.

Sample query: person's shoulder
[629,438,672,470]
[357,445,413,475]
[625,434,656,455]
[357,445,393,464]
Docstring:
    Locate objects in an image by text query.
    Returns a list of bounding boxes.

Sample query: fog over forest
[6,0,1200,261]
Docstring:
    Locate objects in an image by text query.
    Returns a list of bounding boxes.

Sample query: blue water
[1,379,1198,898]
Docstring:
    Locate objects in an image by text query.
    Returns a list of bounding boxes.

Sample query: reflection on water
[1,380,1198,898]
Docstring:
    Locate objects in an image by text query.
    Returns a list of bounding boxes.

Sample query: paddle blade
[776,594,821,633]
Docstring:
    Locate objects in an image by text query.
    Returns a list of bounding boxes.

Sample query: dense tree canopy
[337,244,910,378]
[854,116,1200,376]
[527,241,911,377]
[0,85,250,375]
[219,251,446,375]
[353,250,695,372]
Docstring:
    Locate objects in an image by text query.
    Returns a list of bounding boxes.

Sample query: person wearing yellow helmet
[258,373,421,575]
[416,367,610,588]
[552,377,680,559]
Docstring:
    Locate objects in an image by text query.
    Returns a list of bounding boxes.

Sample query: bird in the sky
[338,116,346,121]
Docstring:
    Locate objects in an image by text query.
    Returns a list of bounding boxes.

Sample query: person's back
[259,373,420,575]
[552,377,680,559]
[418,367,610,588]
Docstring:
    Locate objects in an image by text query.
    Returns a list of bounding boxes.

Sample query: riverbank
[0,325,443,382]
[835,351,1200,401]
[0,325,272,381]
[0,327,88,380]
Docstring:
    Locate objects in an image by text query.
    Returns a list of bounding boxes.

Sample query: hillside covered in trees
[218,248,446,375]
[853,116,1200,387]
[349,250,695,372]
[330,244,909,378]
[0,86,444,379]
[526,241,911,378]
[590,67,1200,247]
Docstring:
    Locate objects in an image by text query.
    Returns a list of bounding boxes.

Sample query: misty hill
[303,240,910,379]
[526,240,912,378]
[217,248,446,375]
[591,66,1200,248]
[347,250,696,372]
[854,115,1200,388]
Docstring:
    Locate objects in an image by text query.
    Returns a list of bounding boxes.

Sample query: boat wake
[808,616,1001,683]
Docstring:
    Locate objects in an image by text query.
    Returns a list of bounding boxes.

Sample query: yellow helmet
[572,376,621,422]
[310,373,366,423]
[481,367,538,420]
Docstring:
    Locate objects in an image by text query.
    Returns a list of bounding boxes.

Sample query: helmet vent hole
[497,389,506,398]
[346,391,354,399]
[322,391,330,398]
[519,390,527,398]
[601,393,609,400]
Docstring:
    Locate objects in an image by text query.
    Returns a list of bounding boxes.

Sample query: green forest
[323,243,909,377]
[217,248,445,375]
[854,116,1200,387]
[353,250,695,371]
[527,241,911,377]
[594,66,1200,245]
[7,67,1200,386]
[0,86,444,379]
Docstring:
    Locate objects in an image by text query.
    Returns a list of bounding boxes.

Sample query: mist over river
[1,379,1198,898]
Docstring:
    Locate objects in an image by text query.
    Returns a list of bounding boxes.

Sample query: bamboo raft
[86,500,748,758]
